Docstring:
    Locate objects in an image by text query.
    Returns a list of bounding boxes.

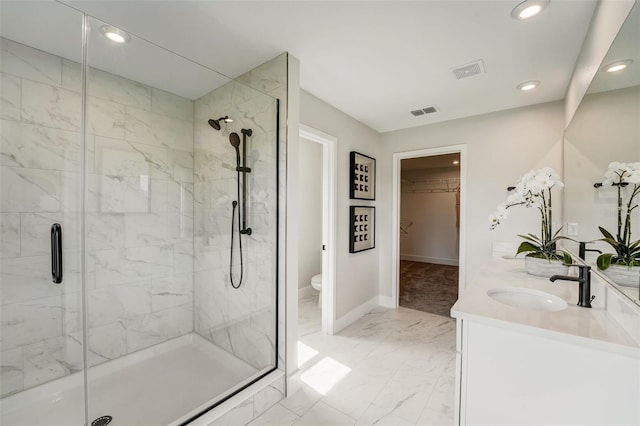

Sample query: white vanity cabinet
[452,259,640,426]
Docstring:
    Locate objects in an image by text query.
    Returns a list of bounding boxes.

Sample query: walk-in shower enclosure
[0,2,281,425]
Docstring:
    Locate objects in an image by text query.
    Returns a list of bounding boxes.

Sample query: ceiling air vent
[452,59,485,80]
[410,106,439,117]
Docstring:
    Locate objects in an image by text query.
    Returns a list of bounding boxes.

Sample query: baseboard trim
[333,296,379,333]
[378,295,395,308]
[400,254,459,266]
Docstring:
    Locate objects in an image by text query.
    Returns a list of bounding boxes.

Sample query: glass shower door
[0,2,87,424]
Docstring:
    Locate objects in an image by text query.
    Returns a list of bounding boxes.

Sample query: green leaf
[561,251,572,265]
[516,241,540,256]
[596,253,614,270]
[517,234,542,244]
[599,227,616,241]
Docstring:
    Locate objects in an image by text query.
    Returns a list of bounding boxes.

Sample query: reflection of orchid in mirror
[489,167,571,262]
[596,162,640,270]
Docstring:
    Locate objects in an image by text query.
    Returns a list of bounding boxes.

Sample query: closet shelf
[402,177,460,193]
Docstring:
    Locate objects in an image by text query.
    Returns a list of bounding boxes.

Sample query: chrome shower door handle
[51,223,63,284]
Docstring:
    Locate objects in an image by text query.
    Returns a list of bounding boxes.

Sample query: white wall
[297,138,323,288]
[401,167,460,265]
[378,101,565,298]
[299,90,382,320]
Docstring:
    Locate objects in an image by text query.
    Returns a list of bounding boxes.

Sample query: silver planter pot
[600,264,640,288]
[524,256,569,278]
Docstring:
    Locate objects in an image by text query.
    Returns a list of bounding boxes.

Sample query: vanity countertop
[451,257,640,356]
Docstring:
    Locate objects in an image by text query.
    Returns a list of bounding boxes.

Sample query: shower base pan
[1,333,261,426]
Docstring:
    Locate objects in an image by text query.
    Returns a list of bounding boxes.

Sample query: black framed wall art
[349,206,375,253]
[350,151,376,200]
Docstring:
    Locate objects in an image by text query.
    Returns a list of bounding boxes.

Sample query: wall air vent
[452,59,485,80]
[410,109,425,116]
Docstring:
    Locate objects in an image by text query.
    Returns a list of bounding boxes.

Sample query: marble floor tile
[291,303,457,426]
[247,403,299,426]
[294,401,356,426]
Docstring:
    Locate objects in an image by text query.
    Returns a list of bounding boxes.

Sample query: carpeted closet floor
[399,260,459,317]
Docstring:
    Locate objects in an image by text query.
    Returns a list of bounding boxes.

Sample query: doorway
[391,145,467,313]
[298,125,337,335]
[399,154,460,316]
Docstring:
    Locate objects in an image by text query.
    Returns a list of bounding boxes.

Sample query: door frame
[299,124,337,335]
[391,144,467,307]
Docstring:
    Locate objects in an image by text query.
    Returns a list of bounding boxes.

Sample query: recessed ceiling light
[511,0,550,20]
[516,80,540,91]
[602,59,633,73]
[100,25,131,44]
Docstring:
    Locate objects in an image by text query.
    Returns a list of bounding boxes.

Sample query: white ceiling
[2,1,603,133]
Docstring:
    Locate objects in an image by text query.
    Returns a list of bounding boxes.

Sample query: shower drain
[91,416,112,426]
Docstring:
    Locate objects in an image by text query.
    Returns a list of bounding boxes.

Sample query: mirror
[564,3,640,305]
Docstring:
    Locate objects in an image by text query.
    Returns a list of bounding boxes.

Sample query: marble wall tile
[0,347,23,397]
[124,304,193,352]
[62,290,84,336]
[234,54,287,96]
[0,38,61,86]
[170,149,194,183]
[173,240,194,274]
[95,136,170,180]
[94,245,173,287]
[87,175,153,213]
[125,106,193,152]
[166,181,194,213]
[88,96,125,139]
[1,296,63,350]
[22,336,82,389]
[21,79,81,131]
[88,322,128,361]
[1,72,21,120]
[20,212,63,256]
[0,255,61,305]
[151,273,193,311]
[152,88,194,122]
[88,282,152,328]
[86,213,126,251]
[1,212,20,258]
[1,167,62,212]
[62,60,151,110]
[234,95,278,136]
[208,396,254,426]
[1,119,82,172]
[125,212,168,247]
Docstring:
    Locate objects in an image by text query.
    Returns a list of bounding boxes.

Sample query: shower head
[229,132,241,166]
[208,116,233,131]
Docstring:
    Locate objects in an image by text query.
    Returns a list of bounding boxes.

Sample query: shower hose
[230,172,244,289]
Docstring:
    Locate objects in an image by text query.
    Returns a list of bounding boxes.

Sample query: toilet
[311,274,322,308]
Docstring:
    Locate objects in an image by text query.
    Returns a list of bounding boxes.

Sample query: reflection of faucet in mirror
[550,265,594,308]
[578,241,602,261]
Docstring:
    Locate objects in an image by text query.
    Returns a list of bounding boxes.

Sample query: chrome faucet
[549,265,595,308]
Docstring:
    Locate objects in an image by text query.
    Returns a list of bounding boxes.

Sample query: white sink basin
[487,287,568,312]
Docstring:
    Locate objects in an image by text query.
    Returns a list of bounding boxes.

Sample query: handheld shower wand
[229,132,241,167]
[226,129,252,288]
